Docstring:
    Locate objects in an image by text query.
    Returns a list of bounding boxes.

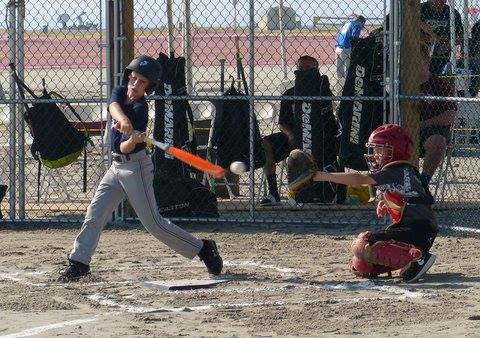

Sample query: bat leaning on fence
[145,137,225,178]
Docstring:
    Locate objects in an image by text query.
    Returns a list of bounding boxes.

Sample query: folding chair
[431,100,480,201]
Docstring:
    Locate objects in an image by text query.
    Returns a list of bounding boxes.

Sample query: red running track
[0,31,336,69]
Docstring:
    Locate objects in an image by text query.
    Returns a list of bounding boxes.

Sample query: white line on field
[0,272,48,287]
[445,225,480,234]
[88,294,160,313]
[312,280,435,299]
[0,317,98,338]
[88,291,419,315]
[151,285,298,295]
[0,271,135,288]
[224,260,304,274]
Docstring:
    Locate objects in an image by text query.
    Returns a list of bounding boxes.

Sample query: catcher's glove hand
[287,149,318,194]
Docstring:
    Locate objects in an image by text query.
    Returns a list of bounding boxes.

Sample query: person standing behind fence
[466,20,480,97]
[334,14,366,94]
[421,0,463,75]
[417,43,458,186]
[58,55,223,282]
[0,184,7,219]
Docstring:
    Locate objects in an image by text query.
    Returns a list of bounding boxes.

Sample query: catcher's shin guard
[351,232,422,270]
[350,256,394,278]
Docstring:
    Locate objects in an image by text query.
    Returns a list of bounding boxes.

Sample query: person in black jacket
[0,184,7,219]
[421,0,463,75]
[260,55,319,206]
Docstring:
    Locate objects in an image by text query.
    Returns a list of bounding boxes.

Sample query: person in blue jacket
[335,15,366,93]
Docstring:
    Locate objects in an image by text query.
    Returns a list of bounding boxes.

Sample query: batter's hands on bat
[129,130,146,144]
[114,117,133,136]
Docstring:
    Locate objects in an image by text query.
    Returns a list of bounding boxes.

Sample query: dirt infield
[1,224,479,337]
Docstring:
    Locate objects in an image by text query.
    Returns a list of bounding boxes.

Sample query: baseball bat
[145,137,225,178]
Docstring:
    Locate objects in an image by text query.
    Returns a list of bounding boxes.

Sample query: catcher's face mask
[365,143,393,172]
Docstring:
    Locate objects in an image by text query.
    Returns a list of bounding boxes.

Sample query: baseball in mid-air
[230,161,247,175]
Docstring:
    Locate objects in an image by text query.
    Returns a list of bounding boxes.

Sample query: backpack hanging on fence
[338,30,385,171]
[210,77,266,170]
[9,63,92,192]
[292,68,343,204]
[153,52,197,181]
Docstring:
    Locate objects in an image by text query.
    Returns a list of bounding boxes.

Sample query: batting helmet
[123,55,161,94]
[365,124,413,172]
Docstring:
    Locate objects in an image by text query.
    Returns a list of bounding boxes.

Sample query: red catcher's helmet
[365,124,413,172]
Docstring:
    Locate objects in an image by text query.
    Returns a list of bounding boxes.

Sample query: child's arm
[119,130,146,154]
[109,102,133,136]
[313,171,376,186]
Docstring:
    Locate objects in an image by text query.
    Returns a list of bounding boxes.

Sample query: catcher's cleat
[260,193,281,206]
[401,252,436,283]
[57,259,90,282]
[198,239,223,275]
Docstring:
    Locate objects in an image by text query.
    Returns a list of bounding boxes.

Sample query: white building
[258,6,301,31]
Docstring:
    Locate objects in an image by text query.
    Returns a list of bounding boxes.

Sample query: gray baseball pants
[69,150,203,265]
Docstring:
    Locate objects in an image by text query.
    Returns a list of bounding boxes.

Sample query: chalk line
[88,290,417,315]
[312,280,435,299]
[0,317,98,338]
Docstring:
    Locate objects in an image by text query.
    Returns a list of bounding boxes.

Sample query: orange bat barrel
[167,146,225,178]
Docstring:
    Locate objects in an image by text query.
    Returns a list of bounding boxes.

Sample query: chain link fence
[0,0,479,230]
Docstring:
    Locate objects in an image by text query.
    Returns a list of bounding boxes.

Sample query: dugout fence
[1,0,479,231]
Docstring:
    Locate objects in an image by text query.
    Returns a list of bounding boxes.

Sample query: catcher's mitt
[287,149,318,194]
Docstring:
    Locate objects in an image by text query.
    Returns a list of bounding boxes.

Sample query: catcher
[287,124,437,283]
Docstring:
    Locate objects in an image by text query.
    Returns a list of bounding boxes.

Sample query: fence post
[400,0,421,166]
[122,0,134,65]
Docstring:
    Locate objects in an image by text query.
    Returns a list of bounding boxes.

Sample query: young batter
[313,124,437,283]
[58,55,223,282]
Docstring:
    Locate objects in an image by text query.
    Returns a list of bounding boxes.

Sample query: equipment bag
[9,63,91,193]
[292,68,343,203]
[154,177,219,218]
[153,52,197,181]
[210,77,266,170]
[338,30,385,171]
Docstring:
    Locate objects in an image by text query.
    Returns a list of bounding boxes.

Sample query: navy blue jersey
[109,85,149,154]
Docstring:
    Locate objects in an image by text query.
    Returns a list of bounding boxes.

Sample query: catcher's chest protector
[292,69,342,203]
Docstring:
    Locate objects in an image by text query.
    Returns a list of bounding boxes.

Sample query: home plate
[141,279,229,291]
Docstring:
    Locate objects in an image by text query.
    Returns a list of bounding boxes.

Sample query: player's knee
[351,232,422,270]
[424,134,447,152]
[350,256,392,278]
[350,231,370,258]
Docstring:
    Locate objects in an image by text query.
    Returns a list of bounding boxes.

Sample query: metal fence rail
[0,0,479,231]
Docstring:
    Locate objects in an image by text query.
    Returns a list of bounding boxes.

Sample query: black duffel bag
[154,178,219,218]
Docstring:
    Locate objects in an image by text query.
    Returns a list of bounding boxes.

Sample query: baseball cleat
[198,239,223,275]
[260,194,281,206]
[57,259,90,282]
[401,252,436,283]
